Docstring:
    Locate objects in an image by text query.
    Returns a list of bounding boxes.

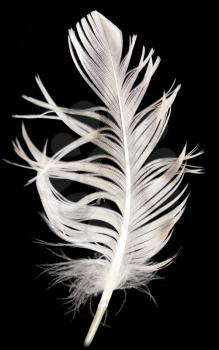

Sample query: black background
[2,2,214,349]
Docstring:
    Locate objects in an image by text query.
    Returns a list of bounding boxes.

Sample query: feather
[11,11,203,346]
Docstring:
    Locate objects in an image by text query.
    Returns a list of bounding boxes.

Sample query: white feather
[12,11,203,346]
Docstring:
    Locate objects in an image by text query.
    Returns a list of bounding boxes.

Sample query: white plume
[12,11,202,346]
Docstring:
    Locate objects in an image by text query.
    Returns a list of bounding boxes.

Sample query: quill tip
[83,299,109,347]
